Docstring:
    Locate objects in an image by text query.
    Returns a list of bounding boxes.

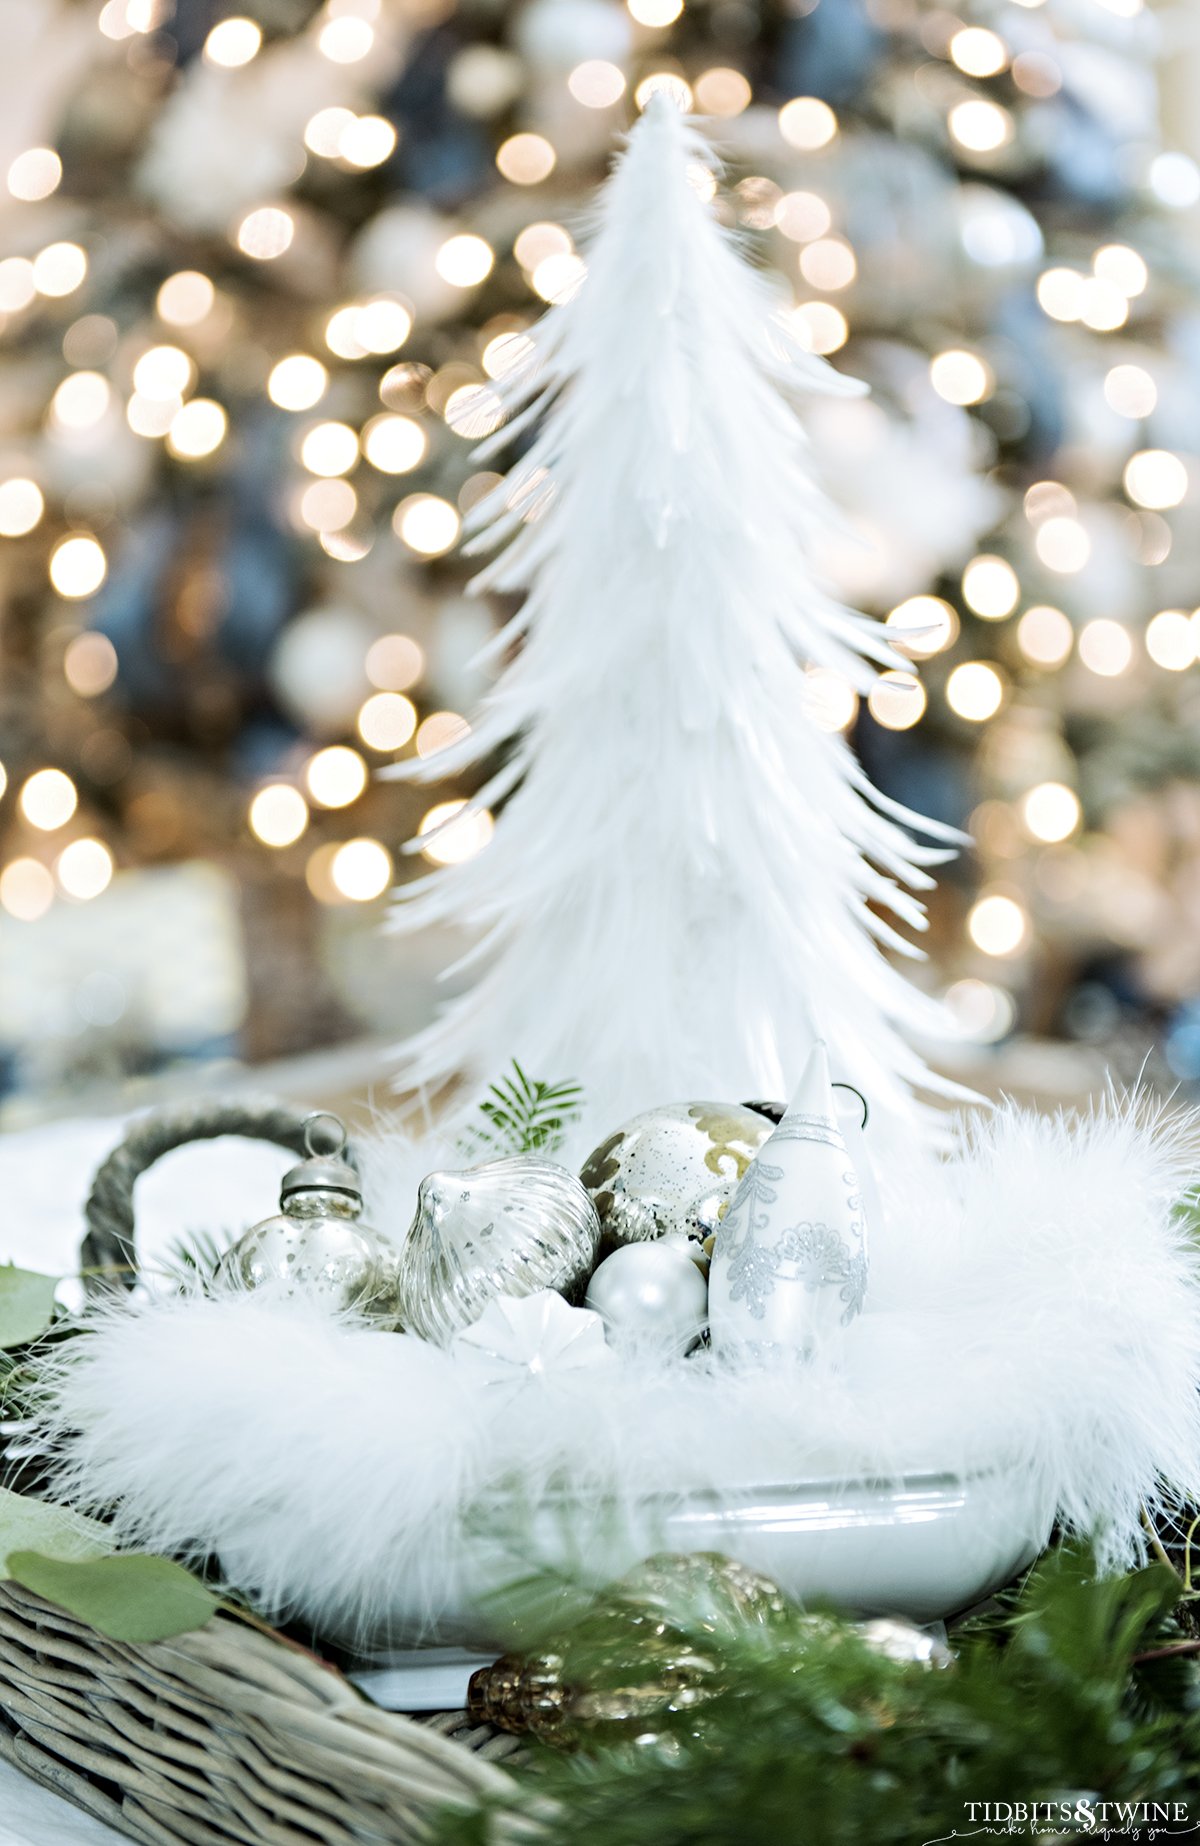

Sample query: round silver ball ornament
[221,1113,400,1325]
[584,1241,709,1357]
[579,1102,775,1250]
[395,1156,601,1346]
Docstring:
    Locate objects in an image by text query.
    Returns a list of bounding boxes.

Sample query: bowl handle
[80,1096,359,1293]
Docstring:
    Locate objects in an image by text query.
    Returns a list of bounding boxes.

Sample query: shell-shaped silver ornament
[395,1157,601,1346]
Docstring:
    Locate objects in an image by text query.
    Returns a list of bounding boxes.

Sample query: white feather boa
[33,1099,1200,1645]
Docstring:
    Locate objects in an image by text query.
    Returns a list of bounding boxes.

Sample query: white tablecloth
[0,1111,295,1845]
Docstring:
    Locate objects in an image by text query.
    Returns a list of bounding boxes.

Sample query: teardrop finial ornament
[707,1042,869,1359]
[395,1156,601,1345]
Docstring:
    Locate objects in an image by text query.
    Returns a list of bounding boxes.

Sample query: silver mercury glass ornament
[221,1112,400,1325]
[579,1102,774,1251]
[395,1156,601,1346]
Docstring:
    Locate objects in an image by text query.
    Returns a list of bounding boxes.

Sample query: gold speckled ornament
[579,1101,776,1250]
[467,1551,791,1745]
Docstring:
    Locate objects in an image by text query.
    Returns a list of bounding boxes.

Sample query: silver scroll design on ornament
[718,1144,868,1327]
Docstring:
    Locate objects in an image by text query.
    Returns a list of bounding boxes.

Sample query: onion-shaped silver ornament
[395,1157,601,1346]
[579,1102,775,1250]
[220,1113,400,1325]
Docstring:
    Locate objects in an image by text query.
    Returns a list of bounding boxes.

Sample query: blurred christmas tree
[0,0,1197,1100]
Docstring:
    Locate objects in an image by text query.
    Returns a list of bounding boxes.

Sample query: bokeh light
[1017,605,1073,667]
[339,117,397,170]
[436,235,495,288]
[358,692,417,751]
[968,892,1029,957]
[306,745,368,809]
[0,858,54,922]
[49,535,106,598]
[779,97,838,151]
[799,237,856,292]
[1104,364,1156,418]
[694,68,751,116]
[204,17,262,66]
[0,478,44,536]
[394,494,461,556]
[33,242,87,297]
[167,398,227,459]
[1094,244,1147,297]
[8,148,62,202]
[885,596,958,657]
[1124,449,1188,509]
[236,207,294,261]
[362,414,427,473]
[331,837,392,900]
[20,768,78,831]
[157,271,215,326]
[774,192,832,242]
[949,100,1012,154]
[51,371,111,432]
[56,837,115,900]
[1035,516,1091,573]
[1022,783,1081,843]
[949,28,1008,77]
[415,711,471,757]
[531,251,587,303]
[568,62,626,108]
[962,555,1019,618]
[300,421,359,477]
[249,785,309,848]
[786,301,848,355]
[1145,609,1196,671]
[497,134,556,184]
[418,799,494,865]
[930,349,992,405]
[268,355,328,410]
[366,633,424,691]
[627,0,682,22]
[947,661,1005,721]
[867,672,926,730]
[318,15,374,62]
[1078,618,1133,677]
[944,978,1016,1043]
[64,632,118,696]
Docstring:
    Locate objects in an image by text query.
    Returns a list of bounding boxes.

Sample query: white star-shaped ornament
[451,1290,614,1388]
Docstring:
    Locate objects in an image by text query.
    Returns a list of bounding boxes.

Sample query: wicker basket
[0,1099,523,1845]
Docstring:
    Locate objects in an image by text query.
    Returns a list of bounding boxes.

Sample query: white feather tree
[390,98,965,1133]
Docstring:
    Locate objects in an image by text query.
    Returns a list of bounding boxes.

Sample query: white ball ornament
[584,1241,708,1358]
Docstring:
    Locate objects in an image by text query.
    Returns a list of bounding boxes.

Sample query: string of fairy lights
[0,0,1196,1058]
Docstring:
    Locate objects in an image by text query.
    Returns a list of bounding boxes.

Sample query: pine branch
[158,1229,227,1294]
[457,1062,583,1162]
[431,1546,1200,1846]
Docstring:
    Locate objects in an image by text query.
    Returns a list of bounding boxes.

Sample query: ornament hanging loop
[832,1083,869,1130]
[303,1111,350,1160]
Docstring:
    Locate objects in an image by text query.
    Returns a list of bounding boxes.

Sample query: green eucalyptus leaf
[0,1487,111,1569]
[0,1265,60,1349]
[4,1548,219,1643]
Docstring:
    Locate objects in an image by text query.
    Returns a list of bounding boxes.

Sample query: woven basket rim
[0,1577,522,1846]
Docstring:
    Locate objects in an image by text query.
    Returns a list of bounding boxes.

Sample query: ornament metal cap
[279,1111,361,1202]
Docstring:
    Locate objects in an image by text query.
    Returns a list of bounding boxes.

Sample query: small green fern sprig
[457,1062,583,1163]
